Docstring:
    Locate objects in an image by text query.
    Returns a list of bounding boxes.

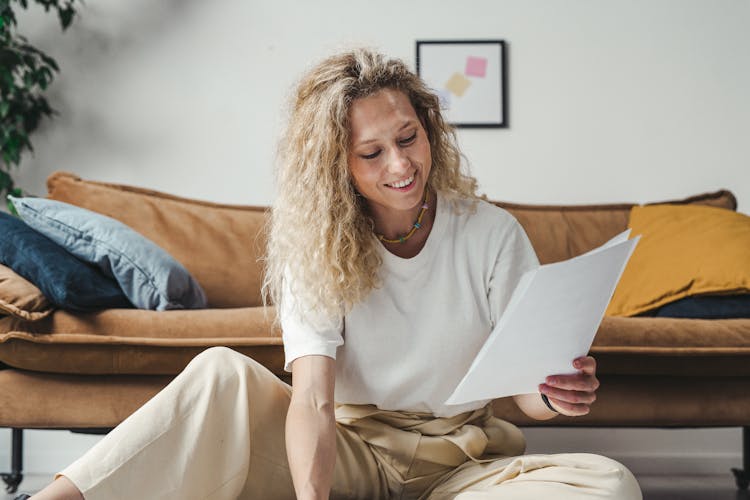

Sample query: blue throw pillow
[642,294,750,319]
[0,212,133,311]
[8,196,207,311]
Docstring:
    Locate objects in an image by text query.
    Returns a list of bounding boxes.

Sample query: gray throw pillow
[9,196,207,311]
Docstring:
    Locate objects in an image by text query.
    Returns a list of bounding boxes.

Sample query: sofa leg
[732,426,750,490]
[0,428,23,494]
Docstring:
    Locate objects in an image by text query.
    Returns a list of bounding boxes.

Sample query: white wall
[2,0,747,476]
[12,0,750,210]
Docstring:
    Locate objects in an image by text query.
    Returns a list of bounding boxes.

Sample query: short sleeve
[280,281,344,372]
[487,217,540,329]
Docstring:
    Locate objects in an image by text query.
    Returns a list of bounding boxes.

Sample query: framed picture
[416,40,507,128]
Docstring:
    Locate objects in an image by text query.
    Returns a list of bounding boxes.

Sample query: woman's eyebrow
[353,120,416,147]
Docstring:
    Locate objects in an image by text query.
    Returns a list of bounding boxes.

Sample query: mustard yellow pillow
[605,204,750,317]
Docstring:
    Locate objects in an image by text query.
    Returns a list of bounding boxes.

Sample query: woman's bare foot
[29,476,83,500]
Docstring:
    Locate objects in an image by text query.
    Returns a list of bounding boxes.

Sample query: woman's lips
[385,174,416,192]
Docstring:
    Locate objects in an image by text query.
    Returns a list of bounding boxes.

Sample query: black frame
[416,39,508,128]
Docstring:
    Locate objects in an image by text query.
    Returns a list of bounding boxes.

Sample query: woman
[26,49,641,500]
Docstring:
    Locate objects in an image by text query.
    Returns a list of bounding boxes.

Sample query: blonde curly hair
[263,48,481,324]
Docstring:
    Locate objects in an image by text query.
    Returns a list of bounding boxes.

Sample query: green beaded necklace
[376,189,430,244]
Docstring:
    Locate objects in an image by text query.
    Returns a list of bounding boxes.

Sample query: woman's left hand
[539,356,599,416]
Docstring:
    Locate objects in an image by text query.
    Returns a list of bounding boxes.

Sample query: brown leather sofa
[1,171,748,493]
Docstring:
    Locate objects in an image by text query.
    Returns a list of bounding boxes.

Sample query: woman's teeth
[388,175,414,188]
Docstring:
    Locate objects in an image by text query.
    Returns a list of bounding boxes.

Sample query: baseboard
[522,426,743,477]
[605,451,742,476]
[0,449,88,477]
[0,429,102,475]
[0,429,743,476]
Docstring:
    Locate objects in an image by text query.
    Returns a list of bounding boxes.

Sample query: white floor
[4,473,747,499]
[0,427,745,498]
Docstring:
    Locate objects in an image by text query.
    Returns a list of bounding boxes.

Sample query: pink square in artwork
[465,56,487,78]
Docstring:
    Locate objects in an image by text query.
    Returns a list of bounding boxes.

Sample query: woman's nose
[386,147,410,174]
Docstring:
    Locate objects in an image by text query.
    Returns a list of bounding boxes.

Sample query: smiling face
[347,88,432,229]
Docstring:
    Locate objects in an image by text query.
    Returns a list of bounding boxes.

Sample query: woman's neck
[369,188,430,238]
[371,189,437,259]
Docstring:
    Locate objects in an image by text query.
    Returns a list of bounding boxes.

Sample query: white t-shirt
[281,192,540,417]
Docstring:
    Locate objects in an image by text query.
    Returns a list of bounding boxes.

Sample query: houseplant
[0,0,78,210]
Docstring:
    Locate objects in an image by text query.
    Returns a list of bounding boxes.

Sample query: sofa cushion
[1,309,748,377]
[592,315,750,352]
[496,190,736,264]
[589,316,750,377]
[46,171,268,308]
[492,375,750,427]
[10,196,207,311]
[0,306,283,375]
[0,212,133,311]
[0,264,54,321]
[2,369,748,429]
[606,204,750,317]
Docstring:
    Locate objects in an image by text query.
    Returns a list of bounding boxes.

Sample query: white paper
[445,230,639,405]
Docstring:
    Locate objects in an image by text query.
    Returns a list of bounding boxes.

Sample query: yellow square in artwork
[445,72,471,97]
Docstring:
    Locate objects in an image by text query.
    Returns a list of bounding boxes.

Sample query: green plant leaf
[59,6,74,29]
[6,198,19,216]
[0,169,12,190]
[40,52,59,71]
[0,0,80,189]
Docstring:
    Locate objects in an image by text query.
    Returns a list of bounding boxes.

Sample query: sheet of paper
[445,230,639,406]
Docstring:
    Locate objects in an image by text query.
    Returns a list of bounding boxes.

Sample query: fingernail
[546,378,556,386]
[573,360,581,368]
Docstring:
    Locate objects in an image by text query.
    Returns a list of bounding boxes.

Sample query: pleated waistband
[335,403,526,486]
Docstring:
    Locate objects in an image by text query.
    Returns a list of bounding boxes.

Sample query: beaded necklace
[376,189,430,244]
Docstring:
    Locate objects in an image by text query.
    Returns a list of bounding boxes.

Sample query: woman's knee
[185,346,275,390]
[575,454,642,500]
[190,345,244,366]
[184,346,251,381]
[608,459,641,500]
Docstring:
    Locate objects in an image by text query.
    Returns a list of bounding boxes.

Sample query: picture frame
[416,40,507,128]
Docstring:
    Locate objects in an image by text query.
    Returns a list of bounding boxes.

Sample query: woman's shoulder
[439,192,538,266]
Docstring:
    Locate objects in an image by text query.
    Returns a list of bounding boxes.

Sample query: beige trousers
[59,347,642,500]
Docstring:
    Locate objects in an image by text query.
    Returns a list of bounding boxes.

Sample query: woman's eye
[399,132,417,145]
[361,150,381,160]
